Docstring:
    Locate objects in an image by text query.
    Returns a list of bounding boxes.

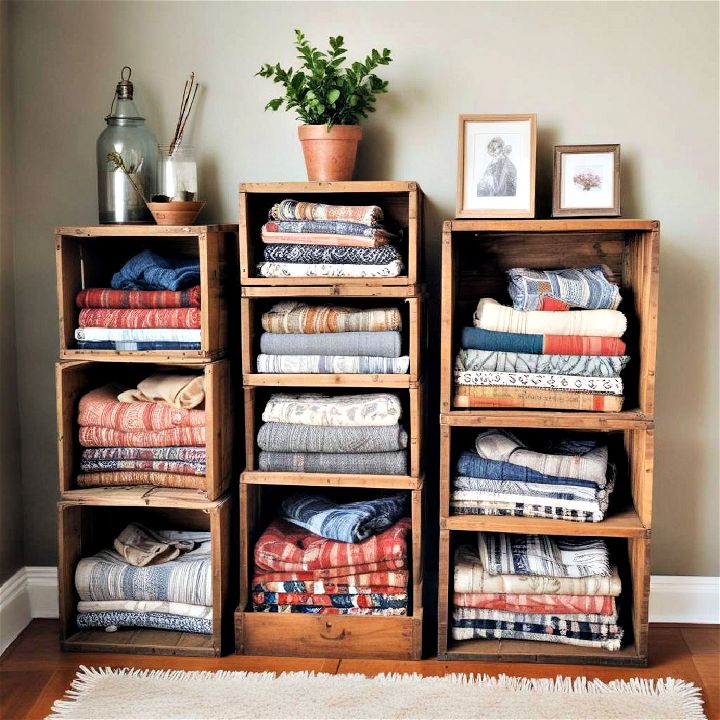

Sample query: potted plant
[257,30,392,181]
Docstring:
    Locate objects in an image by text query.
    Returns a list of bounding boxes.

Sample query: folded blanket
[80,459,205,476]
[258,451,407,476]
[77,599,212,618]
[453,545,621,596]
[270,199,383,227]
[262,302,401,334]
[264,243,401,266]
[254,580,406,594]
[262,230,388,248]
[454,473,612,500]
[253,605,406,616]
[254,592,408,609]
[280,493,407,543]
[450,492,608,517]
[113,524,207,567]
[455,349,630,377]
[78,308,201,329]
[263,219,392,239]
[454,371,623,396]
[252,570,409,589]
[507,266,622,311]
[257,355,410,374]
[260,331,401,358]
[255,559,407,581]
[75,541,211,604]
[451,502,606,523]
[254,518,410,573]
[479,533,611,578]
[257,422,408,453]
[117,373,205,410]
[78,426,205,448]
[262,393,402,427]
[452,593,616,615]
[77,341,201,351]
[75,328,201,343]
[257,261,404,278]
[475,431,608,486]
[76,286,201,309]
[453,385,624,411]
[77,471,206,490]
[111,250,200,291]
[460,327,627,356]
[79,384,205,432]
[81,446,206,463]
[76,610,211,634]
[453,606,617,625]
[474,298,627,337]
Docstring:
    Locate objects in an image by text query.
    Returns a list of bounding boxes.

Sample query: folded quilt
[77,599,212,618]
[257,261,404,278]
[474,298,627,338]
[507,266,621,311]
[260,331,401,357]
[81,446,206,463]
[113,524,207,567]
[77,471,206,490]
[263,219,392,239]
[460,327,627,356]
[454,371,623,396]
[453,386,624,412]
[79,426,205,447]
[254,580,405,594]
[453,606,617,625]
[78,308,201,329]
[111,250,200,291]
[117,373,205,410]
[252,570,409,589]
[79,459,205,476]
[280,493,407,543]
[262,230,388,248]
[455,349,629,377]
[257,422,407,453]
[253,592,408,609]
[76,286,201,309]
[479,533,611,578]
[75,542,211,604]
[452,593,616,615]
[475,431,608,486]
[262,302,401,334]
[253,605,406,616]
[257,354,410,374]
[451,503,606,523]
[269,199,383,227]
[76,610,211,634]
[75,328,201,343]
[263,243,401,266]
[254,518,410,573]
[454,545,622,596]
[77,341,201,351]
[261,393,402,427]
[454,473,611,500]
[259,451,407,475]
[78,384,205,431]
[255,559,407,581]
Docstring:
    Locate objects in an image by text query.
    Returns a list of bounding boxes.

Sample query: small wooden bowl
[147,200,206,226]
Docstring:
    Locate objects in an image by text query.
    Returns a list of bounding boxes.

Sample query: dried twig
[169,72,199,156]
[106,151,149,204]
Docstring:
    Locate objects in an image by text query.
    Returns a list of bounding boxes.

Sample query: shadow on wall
[354,124,394,181]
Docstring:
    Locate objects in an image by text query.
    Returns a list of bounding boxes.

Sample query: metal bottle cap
[116,66,133,99]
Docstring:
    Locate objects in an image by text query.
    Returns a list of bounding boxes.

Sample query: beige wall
[7,1,719,574]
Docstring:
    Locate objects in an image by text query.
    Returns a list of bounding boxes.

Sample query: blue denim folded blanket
[111,250,201,291]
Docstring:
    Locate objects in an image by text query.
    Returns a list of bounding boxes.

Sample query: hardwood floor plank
[0,670,53,720]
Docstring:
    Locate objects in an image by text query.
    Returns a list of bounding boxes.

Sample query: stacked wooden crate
[234,182,426,659]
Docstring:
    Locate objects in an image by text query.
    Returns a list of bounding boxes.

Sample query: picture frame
[553,144,621,217]
[456,114,537,218]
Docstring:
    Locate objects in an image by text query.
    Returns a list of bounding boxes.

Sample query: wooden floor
[1,620,717,719]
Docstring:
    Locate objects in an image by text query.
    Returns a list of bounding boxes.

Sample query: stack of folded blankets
[257,199,404,278]
[75,249,202,351]
[252,494,410,615]
[257,393,407,476]
[454,266,630,411]
[452,532,623,650]
[452,429,615,522]
[257,302,409,375]
[75,523,212,634]
[77,373,207,491]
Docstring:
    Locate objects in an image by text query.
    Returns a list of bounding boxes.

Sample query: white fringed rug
[49,667,706,720]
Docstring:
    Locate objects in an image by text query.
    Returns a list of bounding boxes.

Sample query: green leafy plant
[257,30,392,127]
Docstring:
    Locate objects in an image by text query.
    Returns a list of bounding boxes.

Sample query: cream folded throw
[117,373,205,409]
[262,393,402,427]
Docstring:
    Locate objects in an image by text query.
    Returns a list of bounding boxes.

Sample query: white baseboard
[1,568,717,656]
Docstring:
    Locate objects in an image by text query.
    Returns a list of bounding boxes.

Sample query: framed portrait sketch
[553,144,621,217]
[456,114,537,218]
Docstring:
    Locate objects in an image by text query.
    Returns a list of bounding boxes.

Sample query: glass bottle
[157,145,198,201]
[96,67,157,224]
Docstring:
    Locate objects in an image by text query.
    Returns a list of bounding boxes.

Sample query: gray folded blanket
[257,422,408,453]
[258,451,407,476]
[259,331,401,358]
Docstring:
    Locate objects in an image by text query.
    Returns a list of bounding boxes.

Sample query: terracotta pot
[147,200,206,226]
[298,124,362,181]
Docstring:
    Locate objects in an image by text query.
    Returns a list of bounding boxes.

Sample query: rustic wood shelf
[242,470,423,491]
[440,410,653,430]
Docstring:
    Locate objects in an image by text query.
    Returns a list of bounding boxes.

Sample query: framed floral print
[553,144,621,217]
[456,114,537,218]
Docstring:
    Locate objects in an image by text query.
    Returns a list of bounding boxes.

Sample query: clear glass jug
[157,145,198,201]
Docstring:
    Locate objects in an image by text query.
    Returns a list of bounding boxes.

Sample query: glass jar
[157,145,198,201]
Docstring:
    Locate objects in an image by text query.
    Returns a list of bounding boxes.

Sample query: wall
[8,1,719,575]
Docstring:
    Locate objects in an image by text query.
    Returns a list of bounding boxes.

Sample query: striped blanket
[77,471,206,490]
[77,341,201,351]
[252,571,409,590]
[76,286,201,309]
[263,219,392,239]
[253,605,406,616]
[81,446,205,462]
[452,592,616,615]
[79,459,205,476]
[260,331,401,357]
[78,426,205,448]
[258,450,407,476]
[262,230,388,248]
[255,559,407,581]
[453,606,617,625]
[78,308,201,329]
[262,302,401,334]
[257,422,407,453]
[256,354,410,374]
[269,199,383,227]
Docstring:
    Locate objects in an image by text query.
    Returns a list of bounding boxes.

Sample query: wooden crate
[241,385,423,488]
[440,219,659,419]
[56,225,238,363]
[57,489,234,656]
[235,483,423,659]
[240,293,425,388]
[239,181,423,287]
[56,359,233,501]
[437,529,650,667]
